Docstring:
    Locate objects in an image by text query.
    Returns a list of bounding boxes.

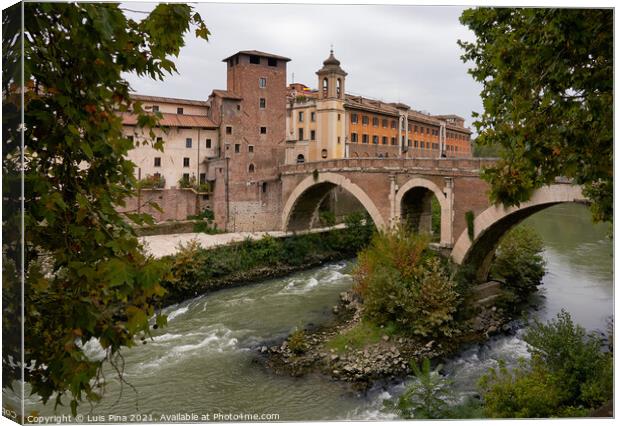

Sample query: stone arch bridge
[279,158,586,281]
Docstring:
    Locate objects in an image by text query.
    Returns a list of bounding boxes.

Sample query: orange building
[285,50,472,164]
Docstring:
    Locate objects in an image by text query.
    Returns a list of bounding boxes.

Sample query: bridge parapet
[279,157,499,176]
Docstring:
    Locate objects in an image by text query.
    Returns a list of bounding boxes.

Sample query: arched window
[322,78,328,97]
[248,163,255,173]
[352,152,359,158]
[336,78,341,97]
[321,149,328,159]
[296,154,305,164]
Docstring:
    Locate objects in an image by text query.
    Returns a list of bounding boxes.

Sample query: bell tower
[315,49,347,159]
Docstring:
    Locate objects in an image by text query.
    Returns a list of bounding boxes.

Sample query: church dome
[323,49,340,66]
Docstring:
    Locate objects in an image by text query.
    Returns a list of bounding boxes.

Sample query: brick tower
[217,50,290,231]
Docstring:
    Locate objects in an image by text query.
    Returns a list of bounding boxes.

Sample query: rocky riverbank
[260,289,513,390]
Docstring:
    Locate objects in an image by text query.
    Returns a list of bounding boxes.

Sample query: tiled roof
[222,50,291,62]
[121,112,217,128]
[130,93,209,107]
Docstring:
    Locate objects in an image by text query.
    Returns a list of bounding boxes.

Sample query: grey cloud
[123,2,483,132]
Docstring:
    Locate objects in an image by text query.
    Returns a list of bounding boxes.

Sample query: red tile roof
[121,112,217,128]
[130,93,209,107]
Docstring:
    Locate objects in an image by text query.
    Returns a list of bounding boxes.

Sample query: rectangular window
[382,136,387,145]
[391,137,396,145]
[414,140,418,148]
[177,107,184,115]
[185,138,192,148]
[298,128,304,140]
[382,118,388,128]
[391,120,397,129]
[426,128,430,134]
[338,113,341,121]
[248,145,254,153]
[200,173,206,184]
[127,135,134,143]
[337,136,341,144]
[408,124,412,132]
[226,126,232,135]
[311,130,316,140]
[362,134,369,144]
[298,111,304,122]
[419,126,424,134]
[351,113,358,124]
[154,157,161,167]
[234,144,240,153]
[311,112,316,122]
[351,132,358,142]
[183,172,189,181]
[260,126,267,134]
[249,55,260,64]
[408,139,412,147]
[372,116,379,127]
[259,77,266,88]
[152,105,159,112]
[267,57,277,67]
[414,125,418,133]
[259,98,266,109]
[362,115,369,125]
[206,138,212,148]
[183,157,190,167]
[372,135,378,145]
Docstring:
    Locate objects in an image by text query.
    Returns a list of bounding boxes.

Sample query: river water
[22,204,613,421]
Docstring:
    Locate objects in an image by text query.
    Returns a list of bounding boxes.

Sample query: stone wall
[120,188,211,222]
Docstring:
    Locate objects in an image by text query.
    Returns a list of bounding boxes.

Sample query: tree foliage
[2,2,209,413]
[490,226,546,301]
[354,229,460,338]
[479,311,613,418]
[459,8,612,222]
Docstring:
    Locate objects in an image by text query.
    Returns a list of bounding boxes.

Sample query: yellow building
[285,50,472,164]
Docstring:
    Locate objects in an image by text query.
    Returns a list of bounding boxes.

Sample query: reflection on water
[18,204,613,421]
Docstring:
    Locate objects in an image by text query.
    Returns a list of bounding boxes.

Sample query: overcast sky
[123,2,483,131]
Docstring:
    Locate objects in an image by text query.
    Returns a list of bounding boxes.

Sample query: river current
[21,204,613,421]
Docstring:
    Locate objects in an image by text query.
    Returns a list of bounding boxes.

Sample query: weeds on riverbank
[479,310,613,418]
[157,213,374,305]
[326,320,398,353]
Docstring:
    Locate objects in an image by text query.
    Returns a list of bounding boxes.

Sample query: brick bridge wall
[280,157,498,247]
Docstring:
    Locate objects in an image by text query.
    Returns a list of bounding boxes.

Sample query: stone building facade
[120,49,473,231]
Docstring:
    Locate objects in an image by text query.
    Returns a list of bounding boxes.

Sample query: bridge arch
[394,177,452,246]
[282,172,386,231]
[451,184,585,281]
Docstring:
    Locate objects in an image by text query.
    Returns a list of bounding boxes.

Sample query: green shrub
[431,197,441,239]
[354,229,460,338]
[465,210,475,241]
[318,210,336,227]
[385,359,453,419]
[137,174,165,189]
[479,311,613,418]
[288,329,308,354]
[490,226,546,301]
